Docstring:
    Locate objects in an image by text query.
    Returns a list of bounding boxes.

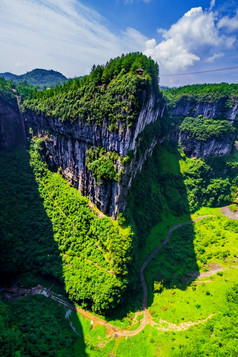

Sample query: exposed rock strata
[170,99,238,122]
[24,92,165,217]
[168,98,238,157]
[179,131,236,158]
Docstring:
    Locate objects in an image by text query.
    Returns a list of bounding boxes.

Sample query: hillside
[0,68,67,89]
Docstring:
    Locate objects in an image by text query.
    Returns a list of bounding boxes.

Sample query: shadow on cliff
[108,142,199,319]
[0,147,87,356]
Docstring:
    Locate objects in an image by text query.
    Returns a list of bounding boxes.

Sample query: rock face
[0,98,25,151]
[179,131,237,158]
[170,98,238,122]
[24,92,165,217]
[168,97,238,157]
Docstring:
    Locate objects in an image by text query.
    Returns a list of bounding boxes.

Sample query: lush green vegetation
[86,146,123,183]
[115,272,238,356]
[164,82,238,106]
[2,206,236,356]
[180,151,238,211]
[0,77,17,109]
[1,67,238,355]
[0,148,61,277]
[30,137,133,312]
[1,68,67,90]
[125,143,189,247]
[137,208,238,357]
[179,115,236,141]
[0,296,81,356]
[16,81,37,100]
[0,142,133,314]
[22,53,159,128]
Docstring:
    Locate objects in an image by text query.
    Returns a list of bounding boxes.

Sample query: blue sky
[0,0,237,86]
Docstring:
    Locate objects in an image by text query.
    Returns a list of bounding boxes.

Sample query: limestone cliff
[179,131,236,158]
[169,98,238,123]
[23,91,165,217]
[164,84,238,158]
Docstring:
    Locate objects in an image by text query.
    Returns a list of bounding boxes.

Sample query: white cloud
[209,0,216,11]
[218,9,238,33]
[0,0,147,76]
[144,7,235,73]
[206,52,224,62]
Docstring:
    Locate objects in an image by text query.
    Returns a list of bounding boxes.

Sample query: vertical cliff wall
[23,90,165,217]
[0,97,25,151]
[168,98,238,122]
[164,84,238,158]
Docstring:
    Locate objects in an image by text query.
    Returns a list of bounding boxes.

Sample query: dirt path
[221,206,238,220]
[7,215,216,339]
[140,216,214,313]
[59,215,215,337]
[153,313,215,332]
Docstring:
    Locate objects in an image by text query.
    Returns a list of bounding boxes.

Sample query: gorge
[0,54,238,356]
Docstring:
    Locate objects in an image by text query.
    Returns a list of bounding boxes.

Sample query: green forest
[0,68,67,90]
[0,77,18,109]
[31,137,133,312]
[164,82,238,105]
[22,53,160,129]
[86,146,123,183]
[179,115,236,141]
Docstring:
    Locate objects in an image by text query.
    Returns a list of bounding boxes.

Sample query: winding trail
[71,216,215,338]
[9,215,215,339]
[140,216,214,313]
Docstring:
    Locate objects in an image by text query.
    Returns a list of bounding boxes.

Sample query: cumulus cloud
[0,0,147,76]
[218,9,238,33]
[144,7,236,73]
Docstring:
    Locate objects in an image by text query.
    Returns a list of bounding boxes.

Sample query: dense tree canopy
[179,116,236,141]
[164,82,238,105]
[22,53,160,129]
[0,78,17,109]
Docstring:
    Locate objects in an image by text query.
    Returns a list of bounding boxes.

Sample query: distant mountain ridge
[0,68,67,89]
